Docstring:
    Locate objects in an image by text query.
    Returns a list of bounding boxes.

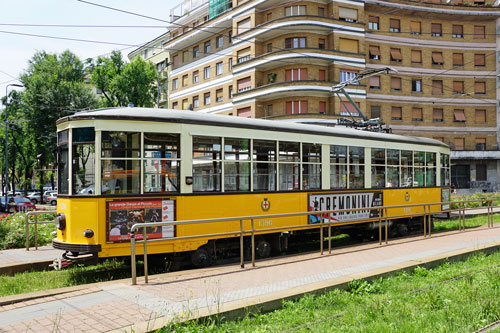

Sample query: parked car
[47,194,57,206]
[27,192,42,204]
[43,190,57,201]
[0,196,36,213]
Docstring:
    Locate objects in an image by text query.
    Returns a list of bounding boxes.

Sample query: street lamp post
[4,83,23,212]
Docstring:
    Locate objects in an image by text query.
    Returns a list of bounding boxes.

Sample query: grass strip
[159,250,500,332]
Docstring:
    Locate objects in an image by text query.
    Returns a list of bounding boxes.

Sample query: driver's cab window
[72,127,95,195]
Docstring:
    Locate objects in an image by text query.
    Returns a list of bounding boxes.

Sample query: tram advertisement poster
[308,191,383,224]
[107,200,175,242]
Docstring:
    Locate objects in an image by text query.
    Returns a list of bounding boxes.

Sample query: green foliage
[87,51,158,107]
[0,212,56,250]
[348,279,381,295]
[413,266,429,277]
[451,193,499,209]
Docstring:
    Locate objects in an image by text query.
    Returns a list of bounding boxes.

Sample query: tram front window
[57,130,69,194]
[144,133,180,193]
[72,127,95,194]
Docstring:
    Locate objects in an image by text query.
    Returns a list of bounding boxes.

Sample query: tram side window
[414,151,425,187]
[302,143,321,190]
[101,131,141,194]
[193,136,221,192]
[279,141,300,190]
[330,145,347,189]
[426,152,436,186]
[224,138,250,192]
[441,153,450,186]
[387,149,400,187]
[57,130,69,194]
[349,146,364,189]
[253,140,276,191]
[401,150,413,187]
[371,148,385,188]
[72,127,96,194]
[143,133,180,193]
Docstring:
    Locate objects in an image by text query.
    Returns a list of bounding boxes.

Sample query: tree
[19,50,98,195]
[87,51,158,107]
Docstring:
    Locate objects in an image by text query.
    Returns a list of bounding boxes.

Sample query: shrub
[0,212,56,250]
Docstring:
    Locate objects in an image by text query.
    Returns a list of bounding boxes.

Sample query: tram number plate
[308,191,383,224]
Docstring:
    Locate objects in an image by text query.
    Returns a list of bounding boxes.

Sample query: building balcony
[233,80,366,103]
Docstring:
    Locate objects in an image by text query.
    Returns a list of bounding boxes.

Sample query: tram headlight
[83,229,94,238]
[55,213,66,231]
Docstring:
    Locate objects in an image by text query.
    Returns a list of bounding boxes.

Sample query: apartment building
[131,0,500,193]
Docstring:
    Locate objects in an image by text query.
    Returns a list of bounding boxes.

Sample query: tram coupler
[49,251,98,270]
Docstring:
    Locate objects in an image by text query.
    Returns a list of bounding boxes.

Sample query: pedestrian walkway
[1,225,500,332]
[0,246,64,275]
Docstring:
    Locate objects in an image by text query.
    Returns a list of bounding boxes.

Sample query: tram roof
[58,107,448,148]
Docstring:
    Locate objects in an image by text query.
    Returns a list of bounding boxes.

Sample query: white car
[27,192,42,204]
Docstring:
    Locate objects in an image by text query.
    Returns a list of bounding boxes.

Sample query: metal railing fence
[25,210,57,250]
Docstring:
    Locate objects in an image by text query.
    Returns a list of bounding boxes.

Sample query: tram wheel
[191,248,212,268]
[396,223,409,237]
[256,240,271,258]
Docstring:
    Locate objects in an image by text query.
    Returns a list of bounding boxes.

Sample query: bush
[0,212,56,250]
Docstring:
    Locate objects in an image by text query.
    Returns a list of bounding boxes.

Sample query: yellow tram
[53,108,451,266]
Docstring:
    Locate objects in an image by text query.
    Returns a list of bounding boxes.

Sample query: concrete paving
[0,246,64,275]
[0,225,500,332]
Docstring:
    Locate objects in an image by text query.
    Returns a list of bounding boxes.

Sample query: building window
[433,108,443,122]
[319,101,326,114]
[452,25,463,38]
[182,99,188,110]
[454,138,465,151]
[237,77,251,92]
[237,107,251,118]
[204,92,210,105]
[172,78,178,90]
[204,41,211,54]
[391,106,402,120]
[432,80,443,94]
[453,53,464,66]
[431,23,442,37]
[319,69,326,81]
[389,19,400,32]
[216,89,223,102]
[318,7,325,17]
[368,16,379,30]
[340,102,360,116]
[453,81,464,94]
[370,76,380,89]
[369,45,380,60]
[285,37,306,49]
[432,52,444,65]
[286,100,308,114]
[285,5,306,16]
[391,77,402,91]
[182,74,188,87]
[412,107,423,121]
[371,105,381,118]
[172,101,178,109]
[143,49,148,58]
[237,47,251,63]
[410,21,421,35]
[266,12,272,21]
[193,46,199,58]
[339,7,357,22]
[476,163,487,180]
[229,58,233,71]
[453,109,466,122]
[172,55,179,67]
[474,25,486,39]
[412,79,422,92]
[475,109,486,122]
[340,70,358,83]
[286,68,308,81]
[474,54,486,67]
[237,18,251,34]
[228,31,232,43]
[182,51,188,62]
[204,66,210,79]
[390,48,402,62]
[411,50,422,64]
[476,139,487,152]
[216,36,224,48]
[229,85,233,98]
[475,81,486,95]
[338,38,358,53]
[318,39,325,49]
[193,70,199,83]
[193,96,199,108]
[216,62,223,75]
[267,43,273,52]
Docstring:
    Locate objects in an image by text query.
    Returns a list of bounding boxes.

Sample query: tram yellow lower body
[55,187,447,258]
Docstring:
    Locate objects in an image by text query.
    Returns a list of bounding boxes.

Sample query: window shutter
[452,25,463,35]
[474,25,485,38]
[389,19,399,29]
[237,77,251,91]
[299,68,307,80]
[369,16,379,23]
[300,100,308,113]
[411,50,422,63]
[391,77,401,90]
[339,7,357,20]
[391,106,402,119]
[454,138,464,150]
[412,108,423,120]
[237,107,251,118]
[319,101,326,114]
[339,38,358,53]
[453,53,463,66]
[433,108,443,121]
[453,109,466,121]
[390,48,402,60]
[237,18,251,34]
[475,81,486,94]
[432,80,443,94]
[410,21,421,33]
[475,109,486,122]
[286,101,293,114]
[453,81,464,93]
[369,76,380,87]
[340,102,360,116]
[474,54,485,66]
[369,45,380,55]
[293,101,300,114]
[319,70,325,81]
[431,23,441,34]
[432,52,444,63]
[285,69,292,81]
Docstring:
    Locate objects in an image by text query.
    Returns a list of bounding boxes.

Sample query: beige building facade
[131,0,500,193]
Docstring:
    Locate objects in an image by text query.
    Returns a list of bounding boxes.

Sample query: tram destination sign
[308,191,383,224]
[107,200,175,242]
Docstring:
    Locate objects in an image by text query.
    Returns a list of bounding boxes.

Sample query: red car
[0,196,36,212]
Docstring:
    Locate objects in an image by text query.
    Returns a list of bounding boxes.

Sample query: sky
[0,0,183,105]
